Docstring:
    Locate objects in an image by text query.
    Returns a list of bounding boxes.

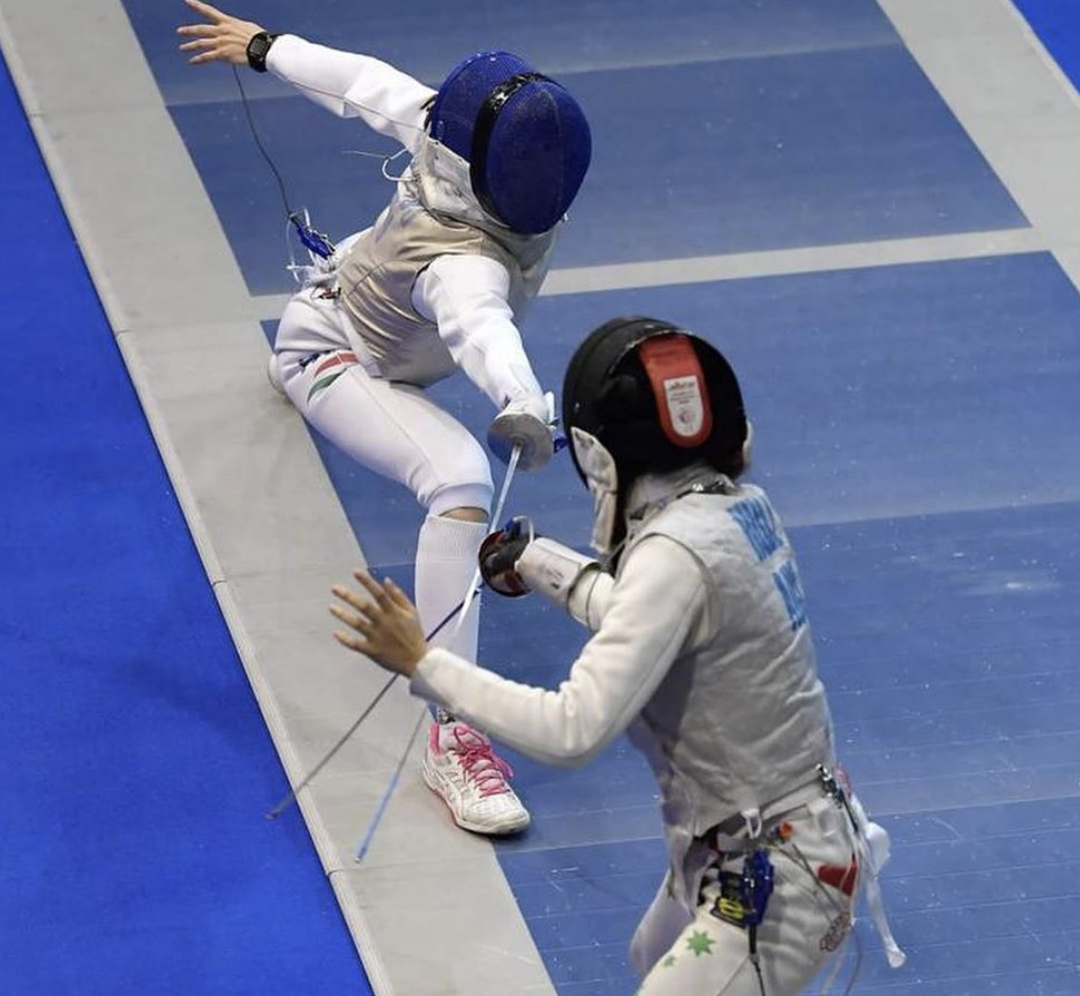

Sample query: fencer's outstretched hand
[488,394,556,471]
[177,0,265,66]
[330,571,429,677]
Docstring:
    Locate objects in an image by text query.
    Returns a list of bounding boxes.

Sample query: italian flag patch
[307,351,359,402]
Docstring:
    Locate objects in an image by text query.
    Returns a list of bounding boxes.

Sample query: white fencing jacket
[411,464,837,901]
[267,34,551,406]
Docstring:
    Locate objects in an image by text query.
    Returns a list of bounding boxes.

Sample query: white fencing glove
[487,392,556,471]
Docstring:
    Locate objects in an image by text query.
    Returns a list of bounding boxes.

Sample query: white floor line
[877,0,1080,296]
[249,226,1045,321]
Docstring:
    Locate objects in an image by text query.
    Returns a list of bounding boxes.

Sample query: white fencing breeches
[272,286,492,659]
[274,286,494,517]
[631,802,858,996]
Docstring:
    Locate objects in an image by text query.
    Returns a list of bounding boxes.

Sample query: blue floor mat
[169,39,1026,295]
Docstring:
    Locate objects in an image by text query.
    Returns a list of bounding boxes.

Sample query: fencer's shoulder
[727,479,767,500]
[625,505,706,562]
[618,532,706,589]
[631,480,784,556]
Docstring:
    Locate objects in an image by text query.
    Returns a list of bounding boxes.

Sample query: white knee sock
[415,514,487,664]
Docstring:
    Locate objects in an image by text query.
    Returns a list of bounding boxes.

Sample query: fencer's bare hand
[330,571,429,677]
[177,0,265,66]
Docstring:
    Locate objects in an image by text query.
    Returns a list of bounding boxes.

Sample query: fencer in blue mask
[179,0,592,835]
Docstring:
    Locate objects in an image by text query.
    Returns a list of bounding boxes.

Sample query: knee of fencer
[628,879,693,978]
[628,931,649,978]
[271,350,314,408]
[270,349,303,393]
[266,352,287,396]
[629,909,671,978]
[438,506,489,523]
[629,923,663,979]
[426,481,493,519]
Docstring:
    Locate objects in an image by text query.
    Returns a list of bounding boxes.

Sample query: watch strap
[246,31,279,73]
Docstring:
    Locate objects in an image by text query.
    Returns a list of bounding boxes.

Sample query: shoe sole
[422,761,531,836]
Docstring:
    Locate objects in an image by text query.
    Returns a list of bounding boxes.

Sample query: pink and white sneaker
[422,722,530,835]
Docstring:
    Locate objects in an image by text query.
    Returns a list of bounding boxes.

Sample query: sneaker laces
[448,725,513,797]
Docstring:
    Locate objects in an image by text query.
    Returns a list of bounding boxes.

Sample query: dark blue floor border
[0,49,372,996]
[1014,0,1080,91]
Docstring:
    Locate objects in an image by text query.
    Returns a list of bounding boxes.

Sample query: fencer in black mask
[331,316,904,996]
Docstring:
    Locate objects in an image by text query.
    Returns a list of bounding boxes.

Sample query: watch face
[248,33,271,69]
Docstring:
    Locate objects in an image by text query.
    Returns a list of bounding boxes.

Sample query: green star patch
[686,930,715,957]
[662,954,677,968]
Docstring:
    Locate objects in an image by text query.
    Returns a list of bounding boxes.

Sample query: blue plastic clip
[289,213,336,260]
[741,850,775,928]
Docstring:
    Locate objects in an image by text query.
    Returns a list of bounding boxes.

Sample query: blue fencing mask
[428,51,592,235]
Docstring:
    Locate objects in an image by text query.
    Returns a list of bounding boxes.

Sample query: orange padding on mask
[638,334,712,448]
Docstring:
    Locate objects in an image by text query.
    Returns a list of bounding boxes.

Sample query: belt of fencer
[702,774,835,855]
[700,770,907,970]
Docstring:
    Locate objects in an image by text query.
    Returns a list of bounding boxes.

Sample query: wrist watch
[246,31,279,73]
